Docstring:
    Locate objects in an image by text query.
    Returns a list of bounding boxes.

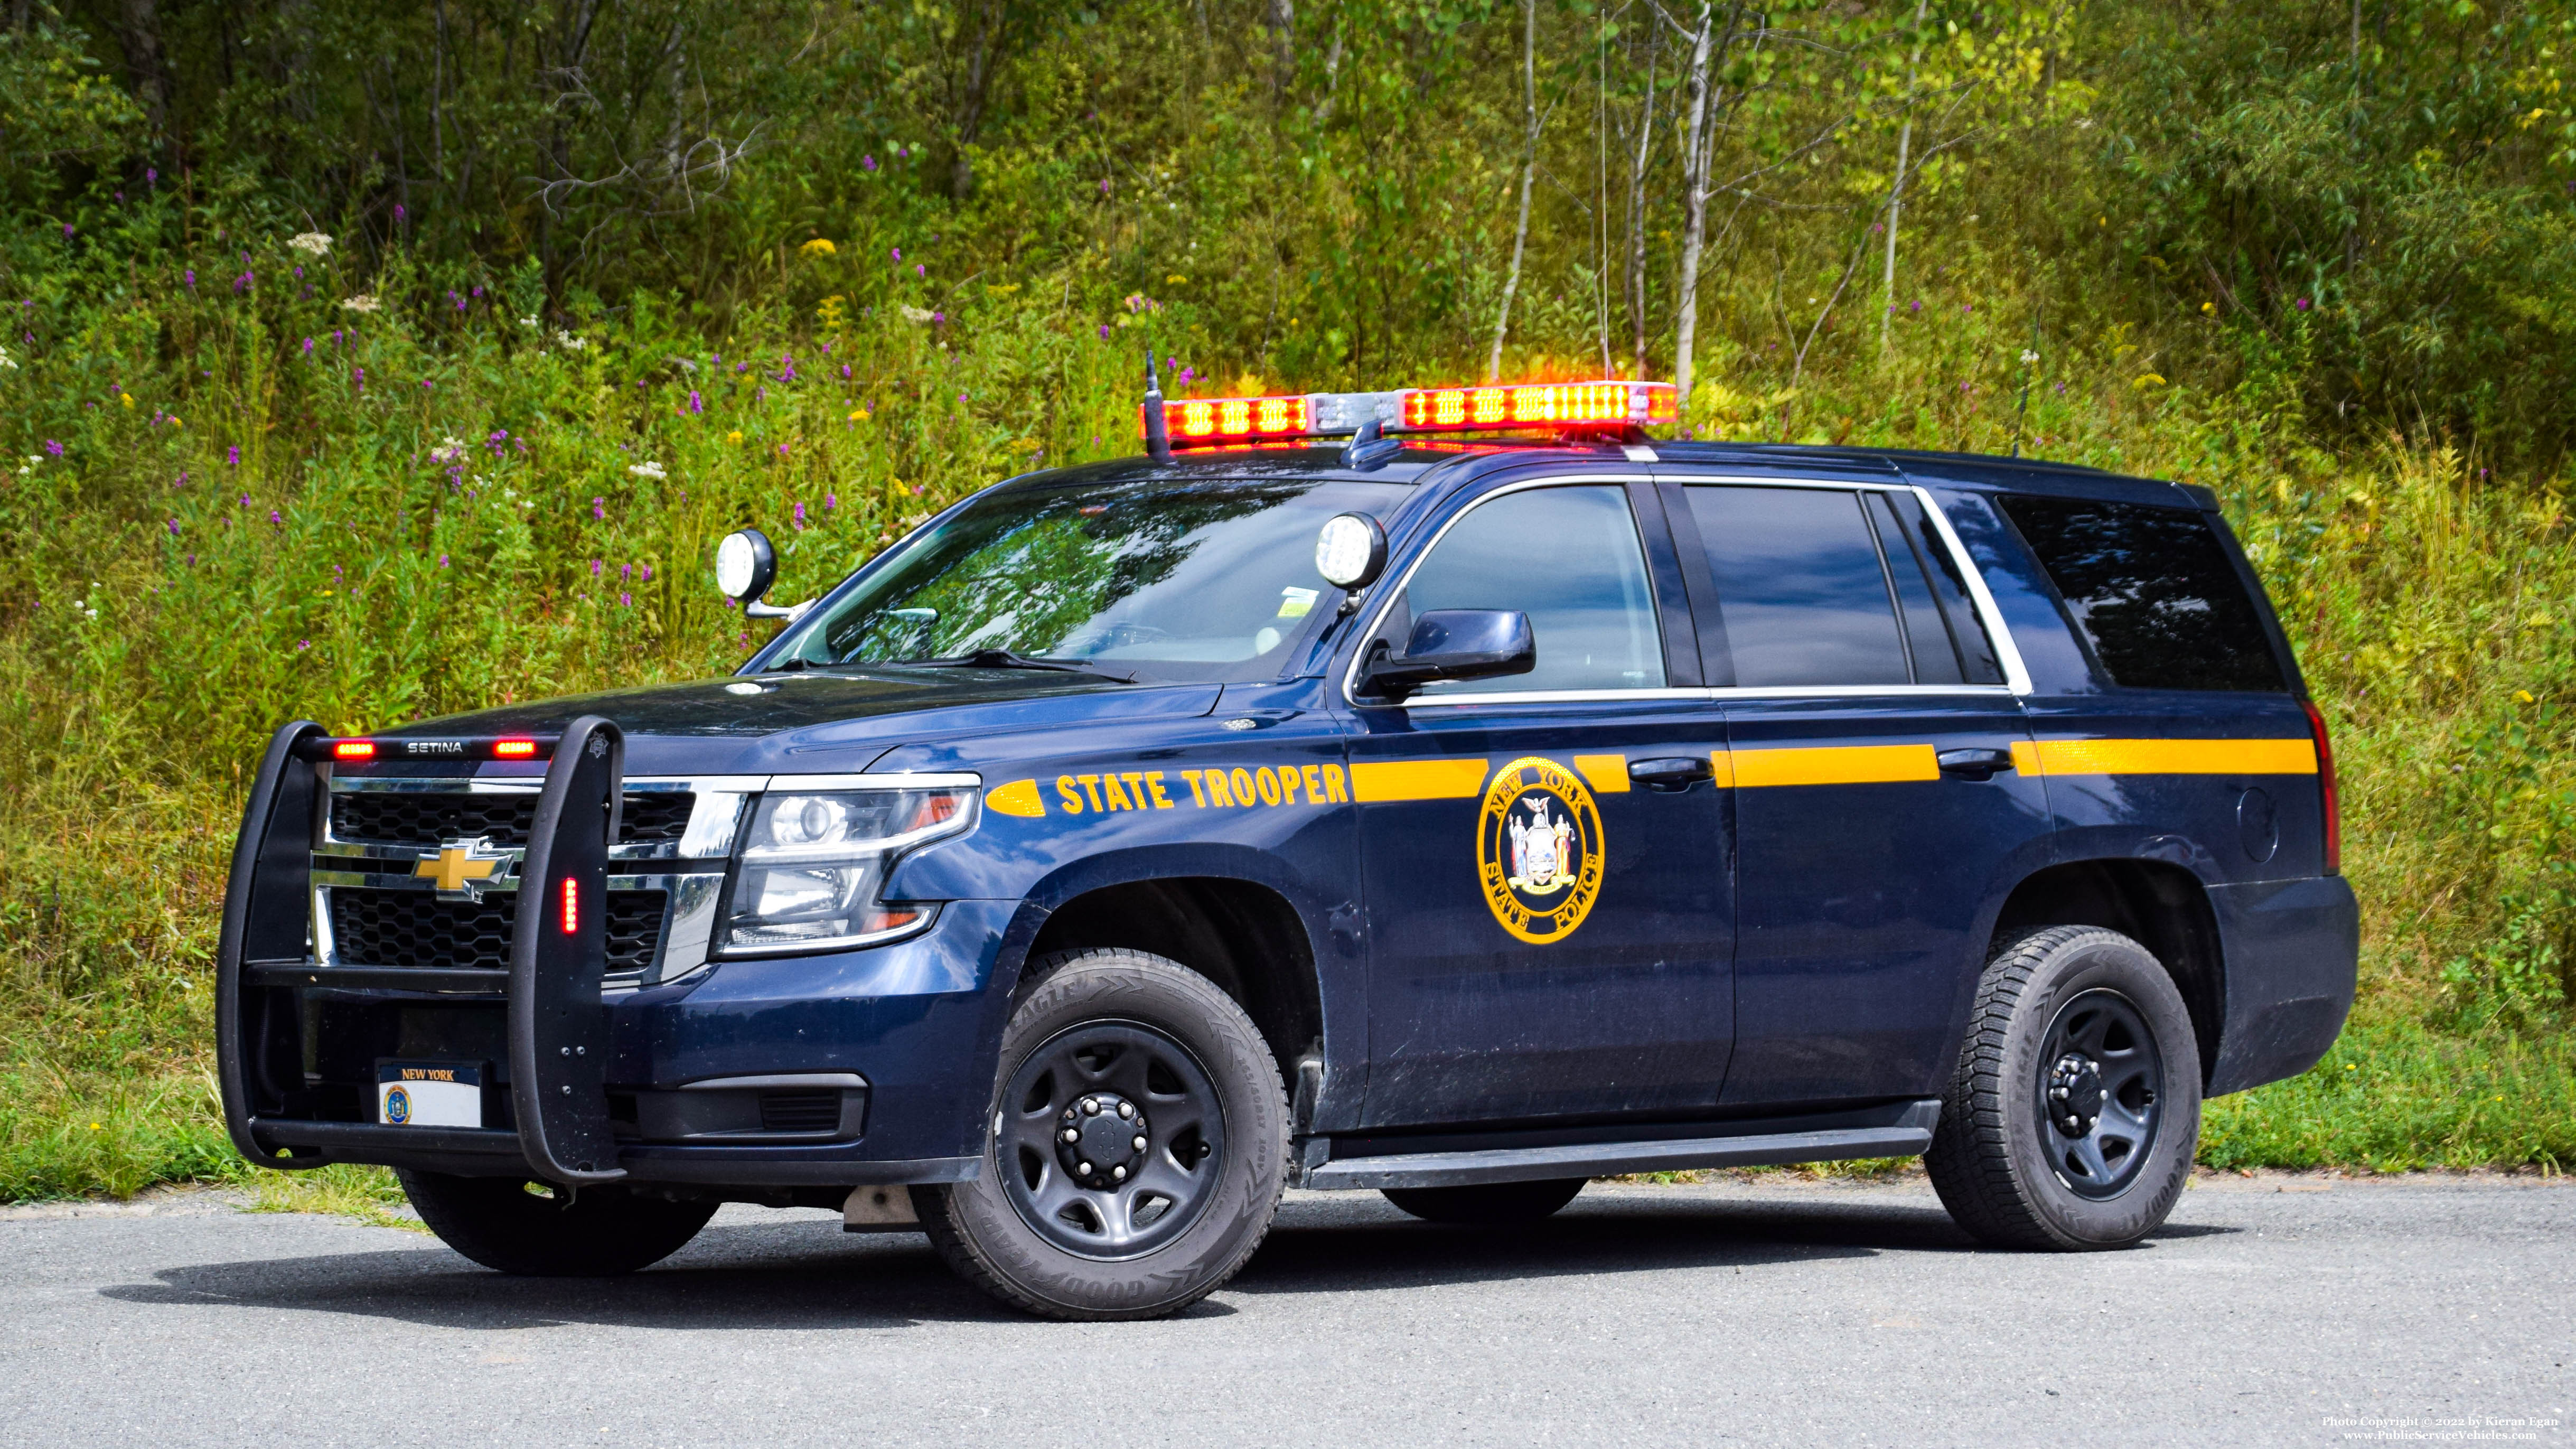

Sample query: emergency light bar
[298,735,553,763]
[1145,379,1676,447]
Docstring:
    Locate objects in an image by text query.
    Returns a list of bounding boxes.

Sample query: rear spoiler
[214,715,631,1185]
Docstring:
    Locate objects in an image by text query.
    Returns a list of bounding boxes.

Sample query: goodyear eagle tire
[914,947,1287,1321]
[1382,1177,1586,1224]
[1925,926,2201,1250]
[397,1171,717,1275]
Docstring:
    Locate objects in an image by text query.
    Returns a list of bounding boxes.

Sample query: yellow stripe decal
[985,779,1046,818]
[1350,758,1492,802]
[1726,743,1941,788]
[1708,749,1736,789]
[2024,737,2316,777]
[1571,754,1630,793]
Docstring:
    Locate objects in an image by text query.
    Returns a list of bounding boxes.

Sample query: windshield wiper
[916,649,1138,683]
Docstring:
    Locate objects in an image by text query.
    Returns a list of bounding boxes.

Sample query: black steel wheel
[2034,988,2166,1199]
[915,947,1287,1320]
[998,1020,1229,1259]
[1926,925,2201,1251]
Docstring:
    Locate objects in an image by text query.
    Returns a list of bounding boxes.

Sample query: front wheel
[914,948,1287,1320]
[397,1171,717,1275]
[1925,926,2201,1250]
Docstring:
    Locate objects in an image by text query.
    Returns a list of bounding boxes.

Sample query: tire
[397,1170,718,1276]
[1382,1177,1586,1224]
[914,947,1288,1321]
[1925,925,2202,1250]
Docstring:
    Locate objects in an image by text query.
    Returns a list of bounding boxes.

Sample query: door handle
[1936,746,2016,781]
[1630,756,1715,791]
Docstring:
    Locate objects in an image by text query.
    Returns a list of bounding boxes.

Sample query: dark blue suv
[216,377,2357,1319]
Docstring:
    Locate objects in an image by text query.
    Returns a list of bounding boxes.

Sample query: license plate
[377,1060,485,1128]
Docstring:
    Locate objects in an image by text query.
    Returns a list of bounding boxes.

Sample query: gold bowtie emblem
[415,843,503,893]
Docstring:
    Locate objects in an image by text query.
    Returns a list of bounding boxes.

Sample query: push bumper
[217,719,1010,1189]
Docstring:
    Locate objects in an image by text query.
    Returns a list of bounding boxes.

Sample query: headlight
[722,786,977,953]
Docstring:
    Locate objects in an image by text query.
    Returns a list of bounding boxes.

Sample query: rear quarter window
[2000,495,2285,693]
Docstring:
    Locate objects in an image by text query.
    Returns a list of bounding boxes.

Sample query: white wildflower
[556,329,585,350]
[0,344,17,370]
[341,294,382,314]
[899,304,936,325]
[520,316,540,329]
[629,461,668,480]
[428,435,468,465]
[2020,349,2040,364]
[289,232,333,257]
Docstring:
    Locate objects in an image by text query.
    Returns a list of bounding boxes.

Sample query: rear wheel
[397,1171,717,1275]
[1382,1177,1586,1224]
[914,948,1287,1320]
[1925,926,2201,1250]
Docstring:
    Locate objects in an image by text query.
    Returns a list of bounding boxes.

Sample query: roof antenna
[1143,350,1172,462]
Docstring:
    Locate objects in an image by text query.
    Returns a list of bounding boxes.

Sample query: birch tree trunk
[1626,33,1659,376]
[1670,1,1716,403]
[1487,0,1540,382]
[1877,0,1931,357]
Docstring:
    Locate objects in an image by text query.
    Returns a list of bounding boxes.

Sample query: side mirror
[1314,512,1388,591]
[716,529,778,604]
[1362,609,1535,700]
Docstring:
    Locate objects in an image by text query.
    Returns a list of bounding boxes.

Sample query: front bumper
[220,720,1014,1189]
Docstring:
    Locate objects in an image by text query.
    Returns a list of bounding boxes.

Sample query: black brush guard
[216,715,629,1185]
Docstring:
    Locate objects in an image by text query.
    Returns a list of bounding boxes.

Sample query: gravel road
[1,1173,2566,1448]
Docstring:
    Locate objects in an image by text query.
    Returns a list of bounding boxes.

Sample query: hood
[380,668,1221,777]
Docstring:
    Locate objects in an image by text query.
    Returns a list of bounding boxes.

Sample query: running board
[1307,1099,1941,1191]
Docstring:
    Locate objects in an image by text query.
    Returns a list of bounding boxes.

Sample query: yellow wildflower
[800,238,837,257]
[727,430,744,445]
[119,392,134,408]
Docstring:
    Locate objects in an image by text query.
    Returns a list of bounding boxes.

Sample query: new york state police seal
[1475,756,1605,943]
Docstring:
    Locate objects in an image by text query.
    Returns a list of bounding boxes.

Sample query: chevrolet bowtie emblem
[415,839,507,894]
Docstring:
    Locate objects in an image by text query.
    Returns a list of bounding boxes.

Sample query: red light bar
[1399,380,1675,431]
[493,739,538,760]
[1149,394,1313,444]
[559,877,580,934]
[333,740,377,761]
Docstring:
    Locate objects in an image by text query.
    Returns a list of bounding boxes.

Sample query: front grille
[329,887,669,974]
[760,1091,843,1133]
[331,792,694,848]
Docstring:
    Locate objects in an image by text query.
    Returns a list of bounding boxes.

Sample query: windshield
[774,476,1410,682]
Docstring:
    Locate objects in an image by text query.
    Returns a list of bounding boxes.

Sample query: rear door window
[2000,496,2285,693]
[1682,485,1999,688]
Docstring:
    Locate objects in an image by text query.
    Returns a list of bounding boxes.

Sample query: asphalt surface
[1,1174,2567,1448]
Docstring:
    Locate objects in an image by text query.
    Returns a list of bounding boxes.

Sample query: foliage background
[2,0,2571,1196]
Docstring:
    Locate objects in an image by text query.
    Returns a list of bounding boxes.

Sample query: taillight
[2302,698,2340,874]
[332,740,376,761]
[493,738,538,759]
[559,877,580,934]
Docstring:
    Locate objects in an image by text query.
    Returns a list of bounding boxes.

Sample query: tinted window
[2001,496,2285,692]
[1864,491,2005,685]
[1403,485,1664,694]
[1685,486,1910,687]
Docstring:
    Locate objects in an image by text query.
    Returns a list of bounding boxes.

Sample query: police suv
[216,372,2357,1320]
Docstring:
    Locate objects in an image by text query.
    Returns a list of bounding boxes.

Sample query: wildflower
[592,497,605,520]
[2020,350,2039,365]
[0,345,14,371]
[794,501,807,527]
[688,390,703,414]
[557,330,584,350]
[932,311,945,323]
[62,223,72,239]
[863,155,878,171]
[395,205,406,223]
[591,559,603,576]
[630,461,667,480]
[235,272,253,293]
[166,518,180,535]
[239,494,250,507]
[228,445,240,466]
[429,437,466,464]
[120,392,134,408]
[801,239,837,256]
[296,640,310,651]
[621,591,632,607]
[841,363,852,379]
[168,415,182,427]
[727,430,744,444]
[342,295,381,314]
[2297,297,2313,311]
[437,554,449,567]
[1909,300,1921,313]
[778,443,789,457]
[185,269,195,290]
[353,367,364,389]
[915,264,926,277]
[891,247,902,262]
[289,232,332,257]
[44,439,63,457]
[641,563,654,582]
[1100,179,1111,195]
[1099,324,1112,339]
[825,493,837,511]
[302,337,314,356]
[847,409,866,422]
[269,510,282,525]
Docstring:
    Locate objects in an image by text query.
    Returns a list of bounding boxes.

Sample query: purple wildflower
[1099,324,1112,339]
[184,269,195,291]
[166,518,181,535]
[932,310,945,323]
[62,223,72,239]
[863,155,878,171]
[44,439,63,457]
[592,497,605,520]
[915,264,926,278]
[269,509,282,525]
[353,367,364,389]
[1909,300,1921,313]
[641,564,653,582]
[302,337,314,356]
[621,562,633,579]
[591,559,603,576]
[621,592,632,607]
[1100,179,1111,195]
[688,390,703,414]
[228,445,240,466]
[794,501,807,526]
[296,640,310,651]
[395,204,406,223]
[825,493,837,511]
[2297,297,2312,311]
[438,554,449,567]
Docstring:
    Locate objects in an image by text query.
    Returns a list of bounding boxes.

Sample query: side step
[1306,1099,1941,1191]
